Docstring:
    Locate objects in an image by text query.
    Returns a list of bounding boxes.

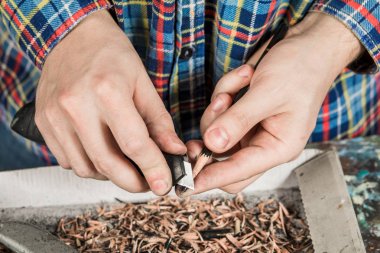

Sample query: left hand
[186,13,363,195]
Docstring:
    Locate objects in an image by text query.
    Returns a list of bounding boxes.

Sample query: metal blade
[296,150,365,253]
[176,161,194,190]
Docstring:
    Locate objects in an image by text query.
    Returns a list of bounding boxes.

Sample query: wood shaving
[56,195,313,252]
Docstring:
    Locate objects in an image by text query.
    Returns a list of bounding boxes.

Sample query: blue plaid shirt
[1,0,380,165]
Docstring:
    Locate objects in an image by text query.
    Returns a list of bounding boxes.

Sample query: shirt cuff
[310,0,380,74]
[1,0,112,69]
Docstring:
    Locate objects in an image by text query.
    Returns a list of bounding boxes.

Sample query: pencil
[192,147,213,177]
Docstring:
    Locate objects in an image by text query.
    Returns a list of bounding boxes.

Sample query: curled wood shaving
[56,195,313,252]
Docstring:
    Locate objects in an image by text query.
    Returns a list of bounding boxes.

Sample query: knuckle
[92,76,117,100]
[232,111,251,131]
[152,132,171,147]
[57,89,76,111]
[92,157,112,177]
[120,136,146,157]
[57,90,85,125]
[157,111,173,125]
[59,162,71,170]
[215,73,230,88]
[56,158,70,169]
[145,109,171,128]
[73,167,94,178]
[44,106,60,125]
[237,114,251,131]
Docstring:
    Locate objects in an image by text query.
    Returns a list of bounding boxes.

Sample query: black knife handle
[11,100,45,144]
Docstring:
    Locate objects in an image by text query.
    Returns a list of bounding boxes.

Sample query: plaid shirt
[1,0,380,165]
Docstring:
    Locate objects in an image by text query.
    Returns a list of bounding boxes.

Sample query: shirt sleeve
[310,0,380,74]
[0,0,112,69]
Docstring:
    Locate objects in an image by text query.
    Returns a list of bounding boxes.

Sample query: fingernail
[152,179,169,194]
[207,128,229,149]
[211,96,224,112]
[237,65,251,78]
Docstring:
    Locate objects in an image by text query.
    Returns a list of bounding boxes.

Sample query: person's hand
[35,10,186,195]
[186,13,363,194]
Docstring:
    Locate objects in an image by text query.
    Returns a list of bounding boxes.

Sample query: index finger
[104,98,173,196]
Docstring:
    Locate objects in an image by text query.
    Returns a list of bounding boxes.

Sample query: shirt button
[179,47,194,60]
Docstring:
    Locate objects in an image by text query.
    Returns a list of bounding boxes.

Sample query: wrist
[45,10,132,64]
[287,13,363,71]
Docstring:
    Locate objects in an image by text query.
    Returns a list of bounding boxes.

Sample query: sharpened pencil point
[200,147,212,157]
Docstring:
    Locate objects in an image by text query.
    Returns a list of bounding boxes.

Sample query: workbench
[0,136,379,252]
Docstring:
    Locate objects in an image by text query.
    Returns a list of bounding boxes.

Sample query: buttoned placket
[169,0,206,139]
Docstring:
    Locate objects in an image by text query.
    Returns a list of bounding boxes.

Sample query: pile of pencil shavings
[56,195,313,252]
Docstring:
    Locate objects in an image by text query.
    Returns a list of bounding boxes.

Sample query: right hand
[35,10,186,195]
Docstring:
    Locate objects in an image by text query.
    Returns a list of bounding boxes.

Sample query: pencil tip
[201,147,212,157]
